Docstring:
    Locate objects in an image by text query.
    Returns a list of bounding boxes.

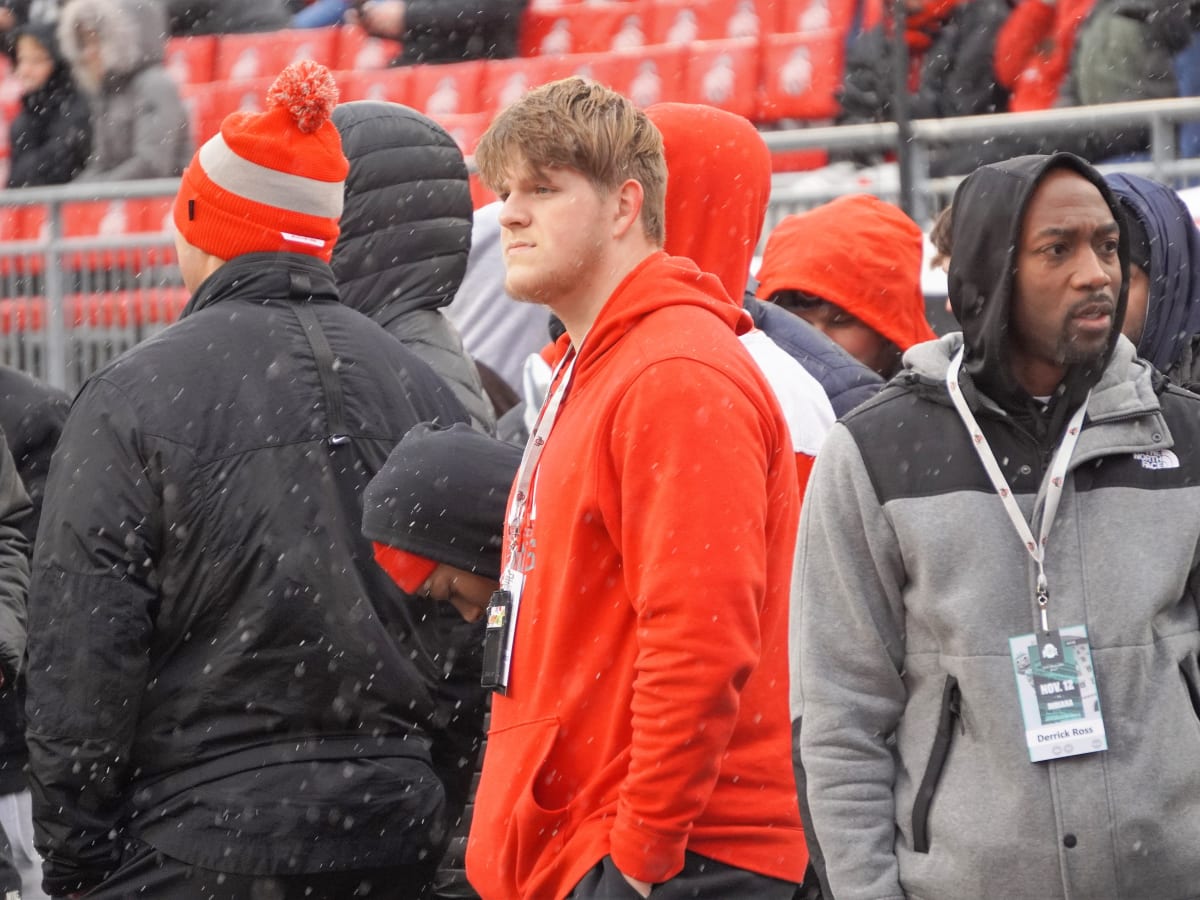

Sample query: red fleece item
[755,193,936,351]
[372,542,437,594]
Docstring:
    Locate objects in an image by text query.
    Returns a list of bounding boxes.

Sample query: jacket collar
[181,253,340,319]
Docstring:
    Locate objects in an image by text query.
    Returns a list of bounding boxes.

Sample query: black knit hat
[363,422,522,582]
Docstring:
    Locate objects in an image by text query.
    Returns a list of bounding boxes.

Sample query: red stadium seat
[648,0,763,44]
[214,28,339,82]
[0,289,192,335]
[540,45,687,107]
[408,60,487,117]
[430,111,492,156]
[165,35,219,86]
[773,0,856,35]
[520,3,650,57]
[337,67,414,104]
[182,79,273,146]
[681,38,760,119]
[469,174,497,208]
[757,29,844,121]
[482,56,559,113]
[333,24,403,70]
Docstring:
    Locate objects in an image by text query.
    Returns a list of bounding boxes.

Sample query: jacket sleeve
[993,0,1056,89]
[913,3,1009,119]
[792,422,908,900]
[91,72,188,181]
[25,378,159,897]
[836,26,892,124]
[604,358,796,884]
[402,0,524,39]
[0,433,31,688]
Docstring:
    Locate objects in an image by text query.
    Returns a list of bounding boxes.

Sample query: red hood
[647,102,771,306]
[563,251,750,375]
[755,193,936,351]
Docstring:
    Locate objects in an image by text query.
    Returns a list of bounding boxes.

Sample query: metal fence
[2,97,1200,393]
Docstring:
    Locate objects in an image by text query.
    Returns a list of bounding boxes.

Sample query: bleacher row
[0,0,853,344]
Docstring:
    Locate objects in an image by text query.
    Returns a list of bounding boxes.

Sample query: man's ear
[612,178,645,240]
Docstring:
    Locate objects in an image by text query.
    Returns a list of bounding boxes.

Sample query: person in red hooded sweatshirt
[645,101,834,492]
[465,77,806,900]
[994,0,1096,112]
[756,194,938,379]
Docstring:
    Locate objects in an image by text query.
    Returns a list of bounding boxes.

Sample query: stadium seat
[482,56,559,113]
[165,35,219,86]
[407,61,487,117]
[773,0,856,36]
[757,29,844,121]
[540,45,687,108]
[182,78,274,146]
[214,27,340,82]
[430,111,493,156]
[336,67,414,105]
[681,37,760,119]
[520,3,649,57]
[648,0,762,44]
[333,24,404,70]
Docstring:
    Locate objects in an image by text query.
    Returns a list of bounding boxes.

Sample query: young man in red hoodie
[465,77,806,900]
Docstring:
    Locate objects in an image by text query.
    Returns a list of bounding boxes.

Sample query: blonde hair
[476,78,666,245]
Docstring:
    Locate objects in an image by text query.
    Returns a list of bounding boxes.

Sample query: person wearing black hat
[364,421,521,900]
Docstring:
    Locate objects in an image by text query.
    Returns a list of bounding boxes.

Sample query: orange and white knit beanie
[173,60,348,263]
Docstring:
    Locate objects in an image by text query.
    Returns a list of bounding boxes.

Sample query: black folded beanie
[363,422,523,588]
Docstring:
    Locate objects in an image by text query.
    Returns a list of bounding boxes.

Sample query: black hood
[330,100,473,327]
[948,152,1129,429]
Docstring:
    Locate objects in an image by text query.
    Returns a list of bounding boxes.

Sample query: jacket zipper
[912,675,962,854]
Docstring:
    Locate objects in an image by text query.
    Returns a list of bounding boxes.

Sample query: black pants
[568,852,797,900]
[82,839,439,900]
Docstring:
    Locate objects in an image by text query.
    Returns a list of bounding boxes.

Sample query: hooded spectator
[756,194,937,378]
[1107,172,1200,387]
[646,100,835,481]
[5,20,90,187]
[57,0,191,181]
[331,101,496,433]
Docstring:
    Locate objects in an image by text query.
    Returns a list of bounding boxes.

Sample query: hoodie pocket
[912,675,962,854]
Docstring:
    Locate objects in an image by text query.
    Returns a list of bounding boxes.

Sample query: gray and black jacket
[331,101,496,434]
[794,154,1200,899]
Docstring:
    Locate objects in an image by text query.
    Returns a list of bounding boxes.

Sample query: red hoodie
[466,252,805,898]
[646,101,833,487]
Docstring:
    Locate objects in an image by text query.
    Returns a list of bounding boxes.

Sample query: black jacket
[394,0,527,65]
[745,293,883,417]
[163,0,289,35]
[6,22,91,188]
[0,366,67,796]
[332,101,496,433]
[26,253,474,896]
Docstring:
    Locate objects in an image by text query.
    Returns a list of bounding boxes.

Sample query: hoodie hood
[9,21,75,102]
[947,152,1129,425]
[330,100,472,325]
[646,102,770,307]
[574,251,749,383]
[1105,172,1200,377]
[755,194,936,351]
[58,0,166,93]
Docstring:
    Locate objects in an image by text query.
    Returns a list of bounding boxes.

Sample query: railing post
[43,200,67,391]
[1150,112,1175,187]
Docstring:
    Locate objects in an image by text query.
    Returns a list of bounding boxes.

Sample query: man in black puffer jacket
[331,100,496,434]
[26,62,472,900]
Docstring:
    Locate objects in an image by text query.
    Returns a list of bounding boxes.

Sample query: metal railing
[2,98,1200,391]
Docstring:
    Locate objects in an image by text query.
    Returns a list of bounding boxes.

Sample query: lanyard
[946,348,1089,633]
[505,348,577,570]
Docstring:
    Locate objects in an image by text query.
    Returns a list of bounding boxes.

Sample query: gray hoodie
[794,154,1200,899]
[57,0,191,180]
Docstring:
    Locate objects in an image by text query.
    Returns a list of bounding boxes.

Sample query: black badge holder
[481,589,514,694]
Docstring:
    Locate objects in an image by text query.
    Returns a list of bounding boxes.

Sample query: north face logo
[1133,449,1180,470]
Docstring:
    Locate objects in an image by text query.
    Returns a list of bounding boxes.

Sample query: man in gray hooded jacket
[794,152,1200,899]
